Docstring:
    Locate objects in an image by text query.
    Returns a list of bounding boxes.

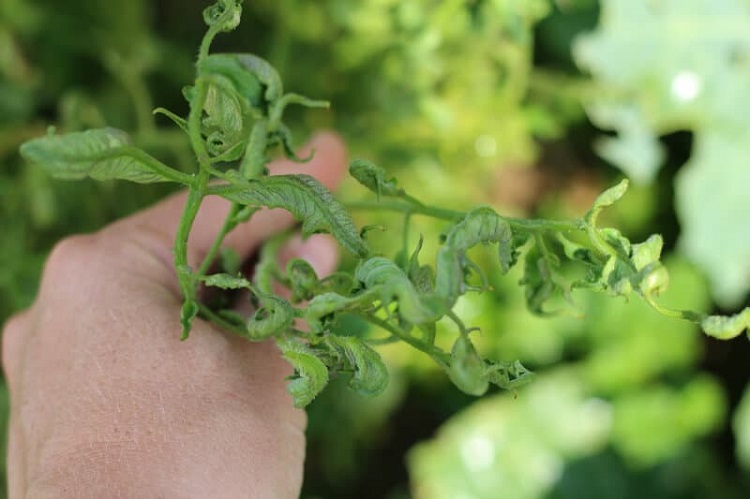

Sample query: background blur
[1,0,749,497]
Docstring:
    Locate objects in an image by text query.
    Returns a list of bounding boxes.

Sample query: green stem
[174,186,206,295]
[644,294,704,323]
[346,200,585,233]
[199,303,248,337]
[120,147,194,184]
[360,314,451,366]
[345,200,464,221]
[196,203,242,278]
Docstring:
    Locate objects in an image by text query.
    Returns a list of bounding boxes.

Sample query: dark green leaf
[209,174,369,257]
[286,258,319,303]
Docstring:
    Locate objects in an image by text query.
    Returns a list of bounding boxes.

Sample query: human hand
[1,132,347,498]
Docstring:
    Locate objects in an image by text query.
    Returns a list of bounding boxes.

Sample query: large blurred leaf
[574,0,750,306]
[733,383,750,471]
[408,371,611,499]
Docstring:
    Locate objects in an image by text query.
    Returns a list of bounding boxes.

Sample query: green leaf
[733,383,750,471]
[487,360,535,390]
[447,335,489,396]
[246,295,295,340]
[631,234,663,271]
[201,273,251,290]
[702,307,750,340]
[304,292,355,323]
[209,174,370,257]
[584,179,629,227]
[349,159,401,199]
[277,339,329,408]
[153,107,188,132]
[202,74,246,158]
[286,258,319,303]
[575,0,750,305]
[676,131,750,306]
[434,207,514,308]
[203,0,242,32]
[355,257,445,323]
[20,128,179,183]
[180,300,200,341]
[521,244,561,314]
[235,54,284,104]
[327,336,389,397]
[199,54,263,107]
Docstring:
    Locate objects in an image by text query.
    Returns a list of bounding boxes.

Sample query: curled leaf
[436,207,514,308]
[585,179,630,227]
[235,54,283,104]
[356,257,445,323]
[349,159,401,199]
[277,339,329,408]
[636,262,670,298]
[201,273,251,290]
[246,295,295,340]
[199,54,263,108]
[286,258,319,302]
[328,336,389,397]
[447,335,489,396]
[203,0,242,32]
[487,360,535,390]
[702,308,750,340]
[304,292,355,322]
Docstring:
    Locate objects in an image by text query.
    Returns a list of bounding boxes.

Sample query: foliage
[574,0,750,306]
[17,1,746,411]
[3,1,750,498]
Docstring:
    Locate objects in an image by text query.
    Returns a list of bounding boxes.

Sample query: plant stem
[122,147,194,184]
[199,303,248,337]
[346,199,585,233]
[345,200,463,221]
[196,203,242,278]
[360,313,451,366]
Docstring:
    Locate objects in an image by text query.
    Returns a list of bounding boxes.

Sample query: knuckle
[99,220,177,278]
[2,308,30,382]
[45,234,100,272]
[39,234,103,292]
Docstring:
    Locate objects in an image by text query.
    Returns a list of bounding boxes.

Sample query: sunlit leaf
[702,307,750,340]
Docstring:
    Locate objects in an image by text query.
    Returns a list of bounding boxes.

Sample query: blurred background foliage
[0,0,748,497]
